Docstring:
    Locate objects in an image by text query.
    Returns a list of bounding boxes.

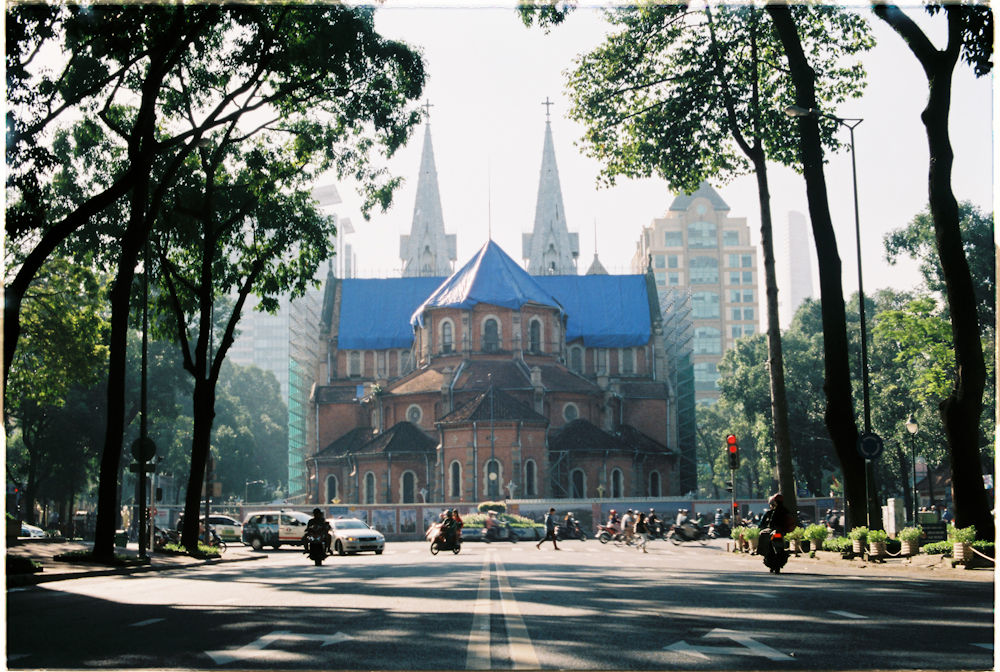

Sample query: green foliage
[462,512,540,528]
[847,526,868,541]
[805,523,829,543]
[971,541,994,556]
[786,526,805,540]
[898,526,923,541]
[742,526,760,540]
[730,526,744,540]
[948,525,977,544]
[922,541,953,555]
[477,502,507,514]
[54,549,149,566]
[823,537,852,553]
[6,555,43,575]
[867,529,889,543]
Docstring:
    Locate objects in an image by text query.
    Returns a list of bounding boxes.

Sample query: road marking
[214,598,239,604]
[560,547,575,552]
[409,550,421,554]
[466,555,492,670]
[747,592,772,598]
[828,611,867,619]
[587,547,600,552]
[384,550,397,554]
[130,618,166,627]
[494,556,541,669]
[612,548,625,553]
[206,630,352,665]
[972,643,994,650]
[511,547,523,551]
[664,628,793,661]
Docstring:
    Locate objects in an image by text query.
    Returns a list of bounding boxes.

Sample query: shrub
[742,527,760,540]
[805,523,829,543]
[971,541,995,557]
[867,529,889,543]
[823,536,852,553]
[923,540,953,555]
[477,502,506,514]
[847,526,869,541]
[6,555,42,575]
[898,526,923,542]
[786,526,805,540]
[730,526,744,540]
[948,525,977,544]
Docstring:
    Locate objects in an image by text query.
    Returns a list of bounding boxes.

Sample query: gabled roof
[668,181,729,212]
[353,421,437,456]
[614,424,675,456]
[438,386,548,425]
[316,427,376,458]
[548,420,632,453]
[411,240,562,328]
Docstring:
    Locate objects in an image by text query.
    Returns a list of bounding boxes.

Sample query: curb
[7,553,269,589]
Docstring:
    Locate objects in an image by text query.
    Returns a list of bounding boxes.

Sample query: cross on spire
[542,96,554,121]
[421,99,434,119]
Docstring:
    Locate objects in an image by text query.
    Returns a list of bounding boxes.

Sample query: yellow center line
[466,553,493,669]
[493,556,541,669]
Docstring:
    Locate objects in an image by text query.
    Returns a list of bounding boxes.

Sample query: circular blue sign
[856,432,884,460]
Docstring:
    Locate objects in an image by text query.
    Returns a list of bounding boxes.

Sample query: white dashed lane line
[130,618,166,627]
[972,643,994,650]
[828,611,868,619]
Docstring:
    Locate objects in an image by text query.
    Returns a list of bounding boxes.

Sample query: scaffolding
[659,288,697,497]
[288,288,323,498]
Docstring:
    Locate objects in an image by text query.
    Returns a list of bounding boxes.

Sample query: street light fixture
[905,415,919,522]
[784,104,876,527]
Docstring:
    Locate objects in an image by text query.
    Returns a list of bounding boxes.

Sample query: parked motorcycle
[760,529,789,573]
[667,523,710,545]
[555,518,587,541]
[481,522,518,543]
[306,531,327,566]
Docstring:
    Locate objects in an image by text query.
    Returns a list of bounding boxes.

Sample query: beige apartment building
[632,182,760,404]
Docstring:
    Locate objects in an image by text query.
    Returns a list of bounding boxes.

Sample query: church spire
[523,107,578,275]
[400,105,456,277]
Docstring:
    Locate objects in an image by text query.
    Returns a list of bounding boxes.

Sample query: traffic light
[727,434,740,469]
[732,502,740,521]
[155,487,163,502]
[725,480,734,493]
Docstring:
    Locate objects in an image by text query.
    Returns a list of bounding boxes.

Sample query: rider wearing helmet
[714,508,724,526]
[303,508,333,555]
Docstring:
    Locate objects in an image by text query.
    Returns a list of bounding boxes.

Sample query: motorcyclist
[453,509,464,536]
[714,508,724,526]
[758,493,793,571]
[563,512,578,537]
[484,510,498,540]
[303,508,332,555]
[607,509,622,534]
[440,510,458,547]
[647,509,660,536]
[694,510,707,528]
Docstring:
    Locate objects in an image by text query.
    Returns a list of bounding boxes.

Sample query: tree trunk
[766,5,867,529]
[896,443,913,523]
[874,5,992,541]
[181,377,217,549]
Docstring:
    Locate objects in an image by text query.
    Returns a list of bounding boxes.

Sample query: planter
[788,539,801,554]
[953,542,972,561]
[801,540,811,553]
[748,537,759,553]
[852,540,865,555]
[869,541,886,559]
[901,540,920,556]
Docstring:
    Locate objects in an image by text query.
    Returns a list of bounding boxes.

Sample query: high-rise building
[631,182,760,405]
[778,210,816,327]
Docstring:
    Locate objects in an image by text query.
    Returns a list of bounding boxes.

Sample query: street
[7,539,994,670]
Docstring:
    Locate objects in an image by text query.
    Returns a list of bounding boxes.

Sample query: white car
[206,515,243,542]
[330,518,385,556]
[20,523,45,538]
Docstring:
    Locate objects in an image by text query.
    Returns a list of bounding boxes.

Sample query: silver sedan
[330,518,385,556]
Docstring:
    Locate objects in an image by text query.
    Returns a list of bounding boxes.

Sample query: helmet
[769,493,784,505]
[650,508,655,513]
[610,509,617,514]
[627,509,633,514]
[716,508,723,513]
[312,508,323,517]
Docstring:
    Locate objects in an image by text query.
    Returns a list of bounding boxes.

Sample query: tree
[560,4,872,519]
[766,5,873,529]
[873,4,993,540]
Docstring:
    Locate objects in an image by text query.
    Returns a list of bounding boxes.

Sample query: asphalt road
[7,538,994,670]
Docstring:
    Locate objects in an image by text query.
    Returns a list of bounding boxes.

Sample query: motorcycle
[427,523,462,555]
[555,519,587,541]
[596,524,636,545]
[305,531,327,566]
[707,521,731,539]
[667,522,710,545]
[481,522,518,543]
[760,529,789,573]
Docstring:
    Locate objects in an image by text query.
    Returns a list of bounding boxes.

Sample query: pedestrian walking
[635,512,650,553]
[537,508,560,550]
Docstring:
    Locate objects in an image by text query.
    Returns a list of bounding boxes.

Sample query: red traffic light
[726,434,738,452]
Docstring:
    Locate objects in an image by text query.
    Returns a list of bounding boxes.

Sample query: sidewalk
[6,538,267,588]
[729,544,995,576]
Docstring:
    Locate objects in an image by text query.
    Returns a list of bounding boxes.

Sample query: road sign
[856,432,884,460]
[131,437,157,462]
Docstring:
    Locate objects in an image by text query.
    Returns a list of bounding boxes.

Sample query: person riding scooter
[758,494,793,572]
[302,508,332,555]
[440,510,459,547]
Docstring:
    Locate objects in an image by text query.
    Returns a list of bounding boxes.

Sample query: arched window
[441,321,453,354]
[611,469,623,498]
[689,257,719,284]
[570,347,583,373]
[483,319,499,352]
[692,291,720,319]
[484,459,502,499]
[571,469,586,499]
[364,472,376,504]
[688,221,717,248]
[400,350,411,375]
[450,461,462,498]
[401,471,416,504]
[529,320,541,353]
[621,348,634,375]
[524,460,537,498]
[693,327,722,354]
[349,351,361,377]
[649,471,661,497]
[325,475,338,503]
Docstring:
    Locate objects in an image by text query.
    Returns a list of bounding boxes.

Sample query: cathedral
[302,113,679,508]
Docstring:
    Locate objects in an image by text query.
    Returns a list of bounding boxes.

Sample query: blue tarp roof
[411,241,561,327]
[338,277,447,350]
[537,275,651,348]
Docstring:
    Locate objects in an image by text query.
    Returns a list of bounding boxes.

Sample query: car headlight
[347,536,358,541]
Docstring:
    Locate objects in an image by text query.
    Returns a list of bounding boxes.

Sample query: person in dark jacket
[537,508,560,550]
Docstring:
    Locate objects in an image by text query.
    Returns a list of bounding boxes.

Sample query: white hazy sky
[324,3,993,328]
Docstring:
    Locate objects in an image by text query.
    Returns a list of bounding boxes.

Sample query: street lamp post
[488,374,497,500]
[905,415,919,523]
[785,105,878,529]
